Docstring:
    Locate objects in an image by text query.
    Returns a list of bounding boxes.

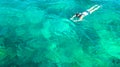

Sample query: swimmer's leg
[87,5,99,11]
[89,6,101,14]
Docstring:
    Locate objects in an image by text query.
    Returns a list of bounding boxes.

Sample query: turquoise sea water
[0,0,120,67]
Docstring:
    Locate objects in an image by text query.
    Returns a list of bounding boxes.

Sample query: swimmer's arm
[73,19,82,22]
[73,18,82,22]
[71,15,84,22]
[70,15,76,20]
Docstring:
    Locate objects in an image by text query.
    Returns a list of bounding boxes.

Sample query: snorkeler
[70,5,101,22]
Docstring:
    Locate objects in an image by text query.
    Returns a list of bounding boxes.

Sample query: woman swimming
[70,5,101,22]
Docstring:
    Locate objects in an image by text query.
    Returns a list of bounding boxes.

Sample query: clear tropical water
[0,0,120,67]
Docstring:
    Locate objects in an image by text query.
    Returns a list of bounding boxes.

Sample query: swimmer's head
[76,13,79,16]
[76,13,82,17]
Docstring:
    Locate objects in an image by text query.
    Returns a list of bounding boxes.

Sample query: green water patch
[24,6,45,24]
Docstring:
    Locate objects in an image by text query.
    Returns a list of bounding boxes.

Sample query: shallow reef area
[0,0,120,67]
